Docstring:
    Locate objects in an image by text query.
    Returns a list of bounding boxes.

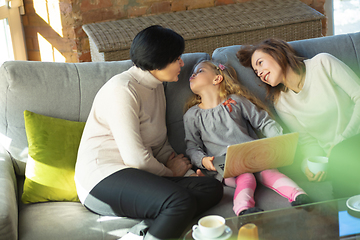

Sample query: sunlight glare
[54,46,66,62]
[33,0,49,24]
[38,33,65,62]
[48,0,63,37]
[0,132,12,150]
[89,226,127,238]
[97,216,125,222]
[34,0,65,62]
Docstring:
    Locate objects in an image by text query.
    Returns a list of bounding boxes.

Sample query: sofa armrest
[0,148,18,240]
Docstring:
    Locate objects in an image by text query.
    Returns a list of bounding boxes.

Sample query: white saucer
[346,195,360,217]
[192,225,232,240]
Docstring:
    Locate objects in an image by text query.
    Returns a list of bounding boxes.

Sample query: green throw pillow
[22,110,85,204]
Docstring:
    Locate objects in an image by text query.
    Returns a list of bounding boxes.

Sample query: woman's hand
[305,167,327,182]
[202,156,217,171]
[166,152,192,177]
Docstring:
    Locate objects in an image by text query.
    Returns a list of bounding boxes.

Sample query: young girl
[237,38,360,198]
[183,60,310,216]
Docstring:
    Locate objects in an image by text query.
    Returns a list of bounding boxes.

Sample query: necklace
[290,69,306,94]
[298,69,306,90]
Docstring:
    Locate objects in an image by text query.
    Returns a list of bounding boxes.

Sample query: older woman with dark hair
[74,25,223,240]
[237,38,360,199]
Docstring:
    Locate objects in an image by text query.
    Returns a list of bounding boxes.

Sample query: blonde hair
[184,60,270,114]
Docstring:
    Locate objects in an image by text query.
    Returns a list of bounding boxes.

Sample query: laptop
[213,132,299,178]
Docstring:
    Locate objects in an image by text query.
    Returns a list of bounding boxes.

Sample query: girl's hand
[202,156,217,171]
[166,152,192,177]
[305,167,327,182]
[189,169,206,177]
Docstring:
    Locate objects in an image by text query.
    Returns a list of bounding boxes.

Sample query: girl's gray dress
[183,94,283,168]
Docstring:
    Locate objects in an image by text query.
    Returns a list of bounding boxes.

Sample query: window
[334,0,360,35]
[0,0,27,65]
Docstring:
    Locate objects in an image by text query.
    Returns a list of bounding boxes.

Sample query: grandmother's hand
[166,152,192,177]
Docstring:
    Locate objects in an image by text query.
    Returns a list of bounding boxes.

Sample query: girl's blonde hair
[184,60,270,114]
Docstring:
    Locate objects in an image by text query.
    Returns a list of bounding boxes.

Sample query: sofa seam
[4,65,10,136]
[73,63,82,122]
[349,34,360,75]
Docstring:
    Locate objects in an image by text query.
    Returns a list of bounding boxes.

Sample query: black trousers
[84,168,223,239]
[328,133,360,198]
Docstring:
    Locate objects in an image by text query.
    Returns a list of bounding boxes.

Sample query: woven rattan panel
[83,0,324,62]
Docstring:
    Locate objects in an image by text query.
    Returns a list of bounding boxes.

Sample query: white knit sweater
[275,53,360,164]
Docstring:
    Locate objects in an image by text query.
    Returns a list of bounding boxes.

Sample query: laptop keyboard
[219,163,225,171]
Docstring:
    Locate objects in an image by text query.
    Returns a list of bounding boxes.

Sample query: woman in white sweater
[74,25,223,240]
[237,38,360,198]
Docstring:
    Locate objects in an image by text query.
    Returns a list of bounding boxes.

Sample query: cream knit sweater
[75,66,174,203]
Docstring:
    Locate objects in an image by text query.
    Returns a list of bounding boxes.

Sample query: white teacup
[307,156,328,174]
[192,215,225,238]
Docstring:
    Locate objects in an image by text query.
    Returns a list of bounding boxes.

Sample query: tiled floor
[334,0,360,35]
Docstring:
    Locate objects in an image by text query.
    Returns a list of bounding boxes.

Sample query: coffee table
[183,198,360,240]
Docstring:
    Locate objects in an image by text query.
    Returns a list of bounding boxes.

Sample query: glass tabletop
[184,197,360,240]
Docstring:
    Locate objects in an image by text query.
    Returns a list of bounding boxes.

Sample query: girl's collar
[197,96,232,110]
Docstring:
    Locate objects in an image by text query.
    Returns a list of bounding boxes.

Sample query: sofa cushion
[22,110,85,204]
[0,147,18,240]
[18,200,141,240]
[0,60,134,177]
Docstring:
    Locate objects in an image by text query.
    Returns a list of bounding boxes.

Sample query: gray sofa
[1,32,359,240]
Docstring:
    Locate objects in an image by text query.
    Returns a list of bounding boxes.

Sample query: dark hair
[237,38,305,102]
[130,25,185,71]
